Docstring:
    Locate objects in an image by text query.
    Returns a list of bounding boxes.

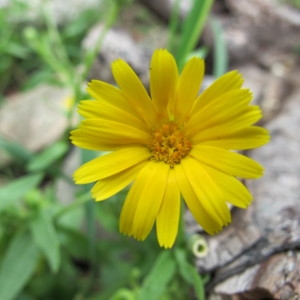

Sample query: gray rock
[210,251,300,300]
[203,0,300,65]
[237,65,291,123]
[83,24,151,84]
[250,88,300,236]
[0,85,71,163]
[140,0,191,20]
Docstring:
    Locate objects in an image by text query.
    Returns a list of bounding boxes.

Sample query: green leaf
[138,251,176,300]
[188,265,206,300]
[27,141,68,172]
[0,136,33,162]
[186,46,208,60]
[174,248,192,283]
[167,0,181,53]
[174,248,205,300]
[111,288,136,300]
[30,209,61,272]
[0,173,43,212]
[210,18,228,78]
[0,230,39,300]
[6,42,29,58]
[175,0,214,70]
[22,67,56,90]
[58,225,90,258]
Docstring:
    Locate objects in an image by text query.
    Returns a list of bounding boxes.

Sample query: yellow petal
[190,145,264,179]
[185,89,252,134]
[156,169,180,248]
[150,49,178,120]
[181,157,231,227]
[175,57,204,123]
[70,128,119,151]
[119,162,169,241]
[87,80,137,116]
[78,100,147,131]
[200,165,252,208]
[191,106,263,144]
[71,119,151,151]
[174,163,224,234]
[73,146,150,184]
[91,161,148,201]
[189,70,244,115]
[200,126,270,150]
[111,59,156,127]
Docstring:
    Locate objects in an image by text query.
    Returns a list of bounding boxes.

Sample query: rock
[83,24,151,84]
[140,0,191,20]
[0,84,71,164]
[203,0,300,65]
[211,286,278,300]
[236,65,291,123]
[226,0,300,28]
[83,2,169,85]
[210,252,300,300]
[249,88,300,233]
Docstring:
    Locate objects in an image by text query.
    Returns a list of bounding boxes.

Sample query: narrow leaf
[30,209,61,272]
[27,141,68,172]
[0,136,33,162]
[174,248,205,300]
[175,0,214,69]
[0,173,43,212]
[138,251,176,300]
[210,18,228,77]
[0,230,39,300]
[189,266,206,300]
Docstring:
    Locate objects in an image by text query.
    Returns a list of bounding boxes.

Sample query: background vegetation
[0,0,226,299]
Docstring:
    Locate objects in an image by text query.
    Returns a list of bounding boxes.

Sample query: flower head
[70,49,269,248]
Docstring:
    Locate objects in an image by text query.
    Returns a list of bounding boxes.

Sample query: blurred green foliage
[0,0,108,98]
[0,0,220,299]
[282,0,300,8]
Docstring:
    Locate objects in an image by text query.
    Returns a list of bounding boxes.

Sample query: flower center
[149,122,192,168]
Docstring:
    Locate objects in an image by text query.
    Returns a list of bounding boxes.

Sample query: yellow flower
[70,49,269,248]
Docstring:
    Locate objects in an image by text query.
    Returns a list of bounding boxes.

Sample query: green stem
[43,4,71,66]
[68,1,121,124]
[54,191,91,221]
[85,198,97,273]
[42,0,73,84]
[167,0,181,54]
[80,1,120,88]
[177,199,187,248]
[175,0,214,70]
[80,149,98,275]
[210,18,228,78]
